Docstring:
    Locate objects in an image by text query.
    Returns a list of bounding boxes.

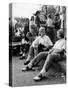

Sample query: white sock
[23,53,25,56]
[28,63,32,68]
[40,69,46,76]
[26,55,31,61]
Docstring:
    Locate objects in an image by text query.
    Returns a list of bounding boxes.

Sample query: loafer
[19,56,25,60]
[24,60,30,65]
[21,66,32,71]
[21,66,35,72]
[33,74,45,81]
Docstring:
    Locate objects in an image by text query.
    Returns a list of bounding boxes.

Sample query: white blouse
[32,35,53,48]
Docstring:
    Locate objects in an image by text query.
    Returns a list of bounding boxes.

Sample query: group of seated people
[19,12,62,59]
[19,25,66,81]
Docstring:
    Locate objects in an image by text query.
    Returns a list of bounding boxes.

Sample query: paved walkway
[12,56,66,87]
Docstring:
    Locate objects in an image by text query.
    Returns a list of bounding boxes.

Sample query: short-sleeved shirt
[53,39,66,50]
[32,35,53,47]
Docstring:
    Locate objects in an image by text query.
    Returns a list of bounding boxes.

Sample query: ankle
[26,55,31,61]
[40,69,46,76]
[28,63,32,68]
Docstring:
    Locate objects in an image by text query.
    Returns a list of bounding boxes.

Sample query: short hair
[39,26,45,32]
[31,16,34,21]
[31,25,37,30]
[58,29,64,38]
[55,13,59,16]
[48,14,52,18]
[34,11,40,16]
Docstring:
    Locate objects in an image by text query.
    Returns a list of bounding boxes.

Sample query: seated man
[22,29,66,81]
[24,26,53,65]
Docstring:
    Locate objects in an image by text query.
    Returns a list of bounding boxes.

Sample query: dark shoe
[33,73,45,81]
[19,53,23,56]
[19,56,25,60]
[21,66,33,71]
[19,52,23,56]
[24,60,30,65]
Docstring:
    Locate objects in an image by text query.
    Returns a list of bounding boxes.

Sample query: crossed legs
[34,53,62,80]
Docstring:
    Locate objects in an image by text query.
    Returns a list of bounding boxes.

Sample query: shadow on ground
[12,56,66,87]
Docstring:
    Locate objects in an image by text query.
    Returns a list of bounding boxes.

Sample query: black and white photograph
[9,3,66,87]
